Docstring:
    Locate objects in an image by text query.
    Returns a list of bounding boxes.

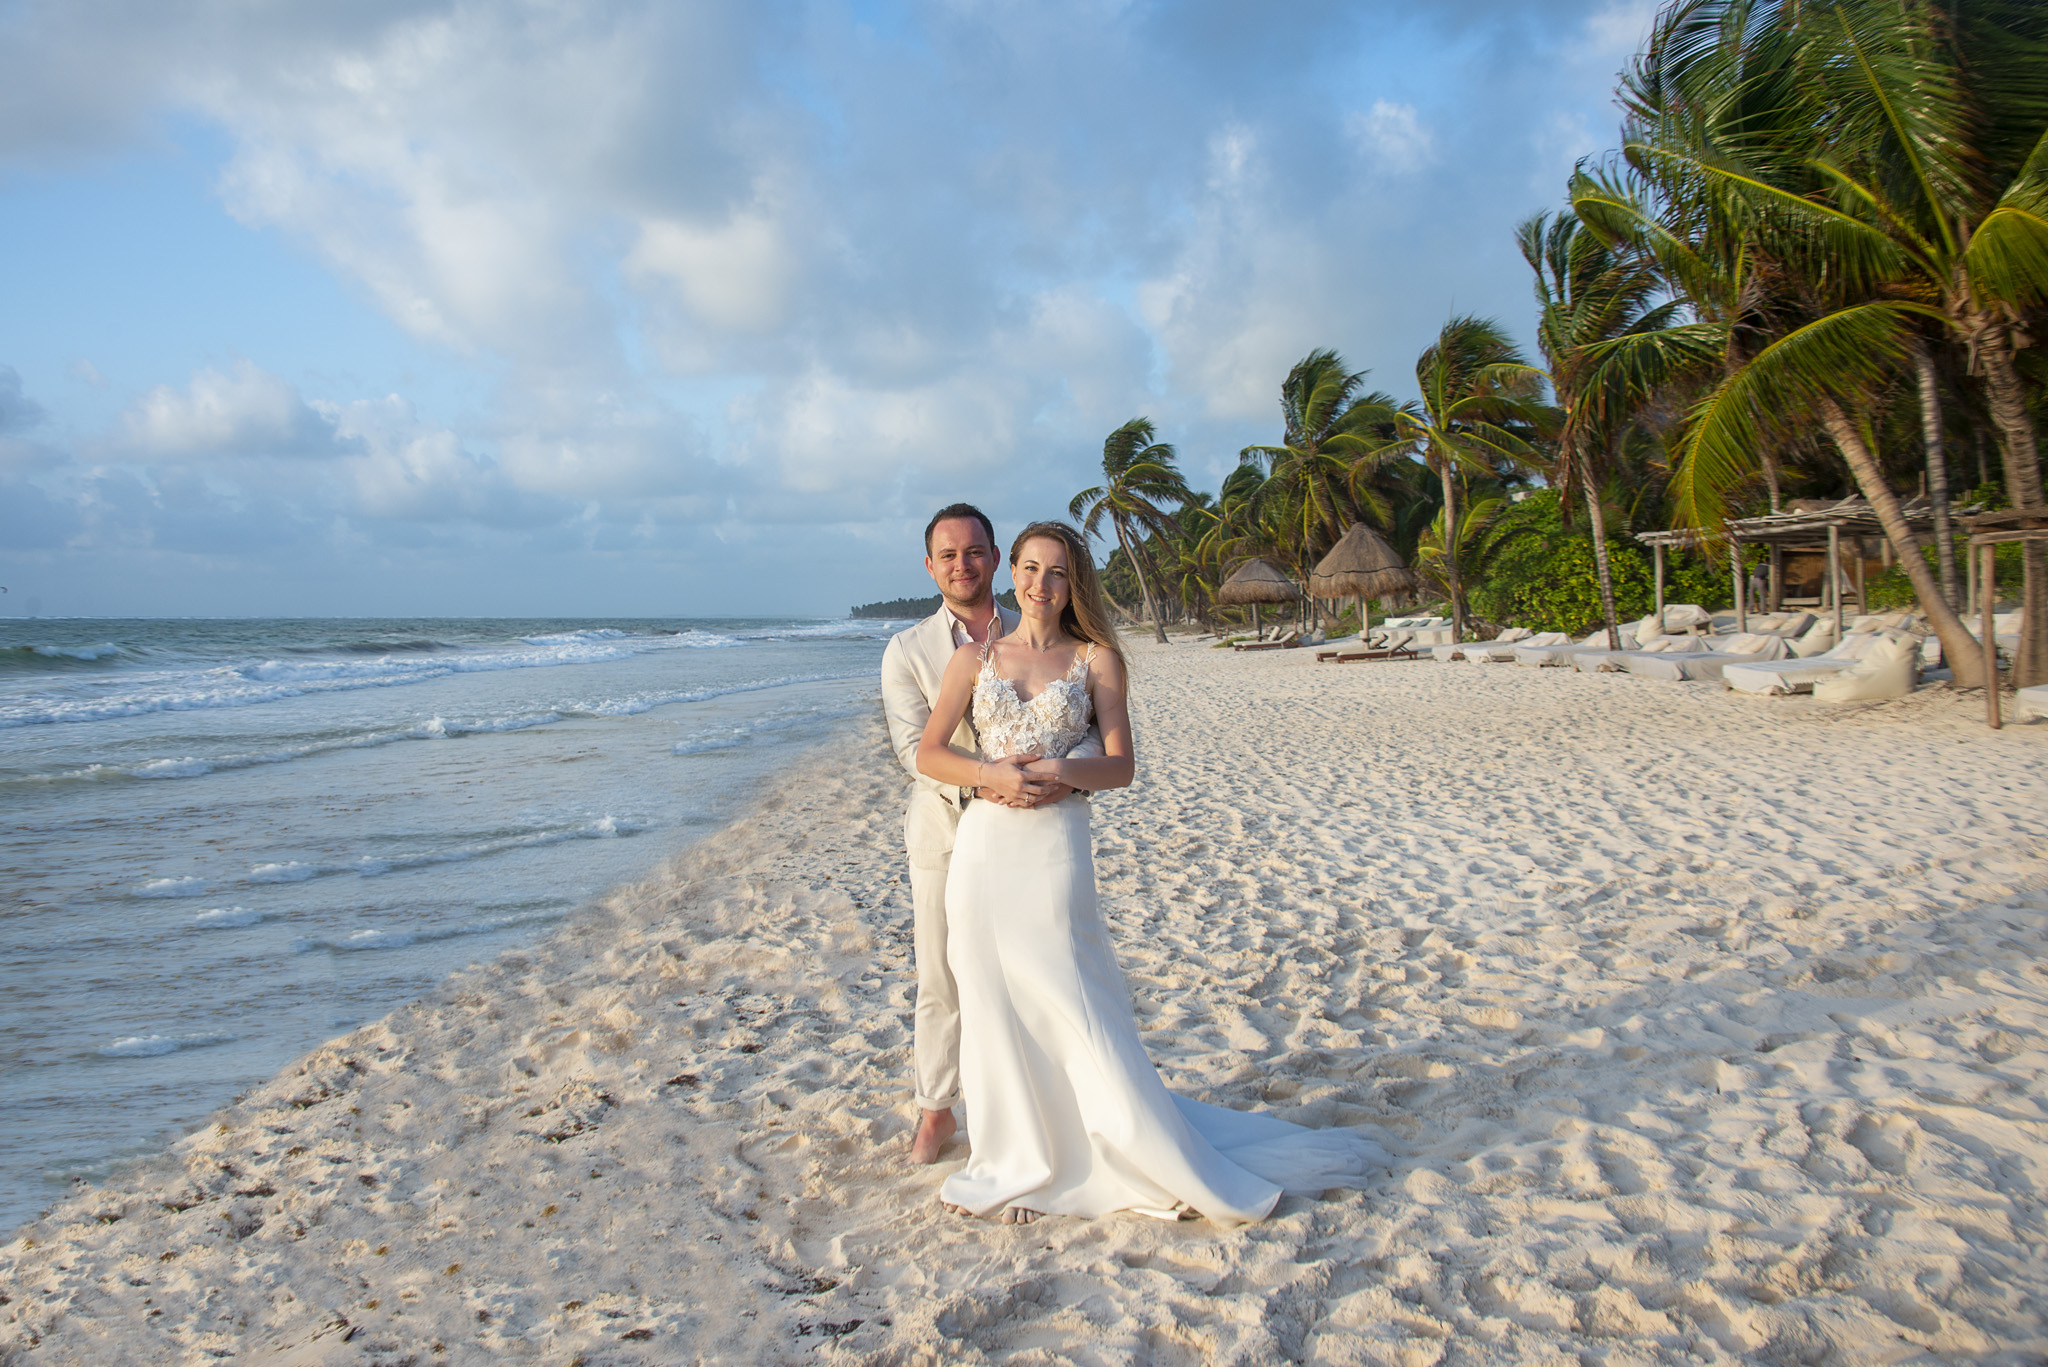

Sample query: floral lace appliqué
[973,646,1094,760]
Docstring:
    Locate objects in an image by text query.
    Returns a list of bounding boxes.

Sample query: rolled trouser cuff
[914,1091,962,1113]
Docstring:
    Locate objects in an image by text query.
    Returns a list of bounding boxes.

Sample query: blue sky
[0,0,1656,618]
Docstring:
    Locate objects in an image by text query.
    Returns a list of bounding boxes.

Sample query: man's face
[925,517,998,611]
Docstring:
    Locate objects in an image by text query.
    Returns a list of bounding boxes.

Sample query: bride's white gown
[939,646,1386,1226]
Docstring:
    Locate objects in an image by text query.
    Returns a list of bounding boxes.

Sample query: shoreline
[5,649,2047,1365]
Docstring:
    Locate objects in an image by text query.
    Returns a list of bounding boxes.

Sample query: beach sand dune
[4,649,2046,1365]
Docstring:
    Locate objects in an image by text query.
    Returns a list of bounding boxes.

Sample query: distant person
[913,520,1383,1224]
[878,504,1099,1166]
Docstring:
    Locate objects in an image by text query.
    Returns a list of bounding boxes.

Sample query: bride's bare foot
[1000,1206,1042,1225]
[910,1107,956,1165]
[939,1200,972,1216]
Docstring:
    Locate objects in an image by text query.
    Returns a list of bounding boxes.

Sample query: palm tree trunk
[1437,459,1464,644]
[1581,450,1621,649]
[1970,321,2047,688]
[1816,397,1981,687]
[1114,520,1169,645]
[1910,339,1959,611]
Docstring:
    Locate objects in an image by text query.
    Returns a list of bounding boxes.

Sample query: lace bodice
[972,644,1095,760]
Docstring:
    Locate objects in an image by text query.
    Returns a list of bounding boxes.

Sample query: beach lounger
[1619,633,1790,682]
[1514,626,1633,667]
[1365,616,1445,648]
[1722,630,1897,695]
[1573,635,1712,672]
[1322,629,1421,663]
[1428,627,1537,662]
[1333,643,1421,663]
[2017,685,2048,722]
[1235,630,1302,652]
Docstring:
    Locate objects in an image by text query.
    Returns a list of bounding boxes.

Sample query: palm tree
[1520,210,1707,647]
[1386,317,1548,641]
[1070,418,1193,644]
[1240,349,1409,561]
[1584,0,2041,684]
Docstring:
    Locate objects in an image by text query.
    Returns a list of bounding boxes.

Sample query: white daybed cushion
[1759,611,1816,638]
[1790,621,1839,657]
[2017,685,2048,721]
[1408,626,1456,647]
[1812,636,1920,702]
[1723,658,1857,695]
[1625,635,1790,682]
[1660,604,1712,632]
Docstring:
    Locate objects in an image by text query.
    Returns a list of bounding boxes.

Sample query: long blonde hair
[1009,520,1128,677]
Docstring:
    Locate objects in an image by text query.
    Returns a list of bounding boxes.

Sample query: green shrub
[1462,490,1742,635]
[1865,542,2022,611]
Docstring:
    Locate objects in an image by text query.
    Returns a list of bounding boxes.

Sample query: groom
[879,503,1100,1165]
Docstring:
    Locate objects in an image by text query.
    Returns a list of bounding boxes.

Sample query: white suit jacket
[880,602,1102,865]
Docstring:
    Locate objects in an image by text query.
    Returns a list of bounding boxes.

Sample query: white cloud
[122,361,342,458]
[628,204,797,335]
[1348,100,1436,175]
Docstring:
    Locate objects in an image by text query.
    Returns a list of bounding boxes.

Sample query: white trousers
[905,790,963,1112]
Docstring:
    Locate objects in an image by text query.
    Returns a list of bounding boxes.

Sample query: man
[879,503,1101,1165]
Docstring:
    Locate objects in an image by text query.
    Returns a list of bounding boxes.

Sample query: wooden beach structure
[1640,497,1955,641]
[1961,507,2048,729]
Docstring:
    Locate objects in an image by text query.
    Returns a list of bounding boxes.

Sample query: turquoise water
[0,616,899,1230]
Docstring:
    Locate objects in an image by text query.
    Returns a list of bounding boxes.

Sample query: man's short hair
[924,503,996,554]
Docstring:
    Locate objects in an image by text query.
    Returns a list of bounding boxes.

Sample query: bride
[916,520,1383,1226]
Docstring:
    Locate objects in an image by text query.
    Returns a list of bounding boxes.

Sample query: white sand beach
[5,645,2046,1366]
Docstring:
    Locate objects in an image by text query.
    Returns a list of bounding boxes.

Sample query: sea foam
[95,1032,236,1058]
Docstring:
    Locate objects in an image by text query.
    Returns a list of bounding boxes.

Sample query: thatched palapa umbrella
[1215,557,1300,638]
[1310,523,1419,630]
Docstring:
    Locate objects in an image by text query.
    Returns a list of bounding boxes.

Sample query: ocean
[0,616,901,1231]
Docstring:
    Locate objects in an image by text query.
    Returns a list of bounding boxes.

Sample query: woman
[916,521,1383,1226]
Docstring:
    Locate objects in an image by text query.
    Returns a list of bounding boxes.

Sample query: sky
[0,0,1659,619]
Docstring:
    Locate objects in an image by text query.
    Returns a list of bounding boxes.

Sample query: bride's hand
[1018,758,1075,808]
[976,753,1047,804]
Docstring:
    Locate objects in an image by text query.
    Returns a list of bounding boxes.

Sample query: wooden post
[1251,603,1261,639]
[1854,544,1866,610]
[1730,541,1746,631]
[1653,543,1665,620]
[1983,540,2001,729]
[1966,543,1977,617]
[1769,545,1783,611]
[1827,524,1844,639]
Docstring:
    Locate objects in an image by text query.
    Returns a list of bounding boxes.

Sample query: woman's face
[1012,535,1072,619]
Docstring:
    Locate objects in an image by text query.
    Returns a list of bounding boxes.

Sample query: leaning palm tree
[1070,418,1193,644]
[1386,317,1548,641]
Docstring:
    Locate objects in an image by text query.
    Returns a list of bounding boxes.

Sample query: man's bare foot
[910,1108,956,1165]
[1000,1206,1041,1225]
